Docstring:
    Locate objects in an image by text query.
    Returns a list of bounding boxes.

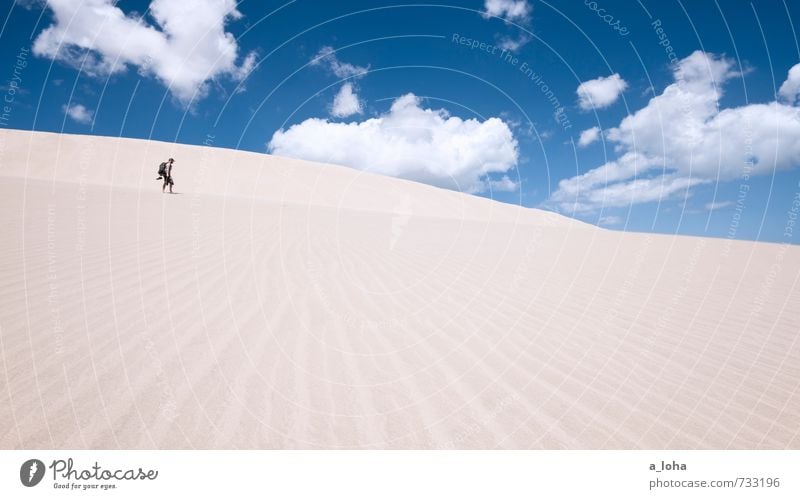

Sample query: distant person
[157,158,175,193]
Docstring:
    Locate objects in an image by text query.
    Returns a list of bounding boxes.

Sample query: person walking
[158,158,175,193]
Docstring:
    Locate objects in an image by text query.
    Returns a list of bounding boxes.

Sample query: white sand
[1,129,798,449]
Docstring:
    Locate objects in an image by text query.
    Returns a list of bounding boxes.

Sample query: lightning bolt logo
[28,461,38,484]
[20,458,45,487]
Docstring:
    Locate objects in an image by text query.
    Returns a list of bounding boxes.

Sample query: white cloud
[606,52,800,181]
[481,1,532,52]
[16,0,42,9]
[553,152,658,199]
[482,0,531,23]
[497,34,530,52]
[331,82,362,118]
[310,47,369,118]
[310,46,369,79]
[578,126,601,147]
[705,200,733,211]
[549,51,800,214]
[778,62,800,105]
[232,51,258,82]
[576,73,628,111]
[62,103,93,124]
[268,93,519,193]
[32,0,256,105]
[488,175,519,192]
[598,215,623,226]
[548,152,709,213]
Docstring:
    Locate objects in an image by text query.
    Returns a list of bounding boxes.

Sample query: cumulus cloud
[63,103,93,124]
[331,82,362,118]
[268,93,519,193]
[481,0,532,52]
[310,46,369,79]
[32,0,256,104]
[549,51,800,214]
[482,0,531,23]
[576,73,628,111]
[578,126,601,147]
[778,62,800,105]
[548,152,707,212]
[310,46,369,118]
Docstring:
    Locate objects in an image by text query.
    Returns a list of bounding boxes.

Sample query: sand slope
[1,129,798,449]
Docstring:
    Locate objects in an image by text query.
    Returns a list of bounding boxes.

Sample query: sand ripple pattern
[1,130,798,449]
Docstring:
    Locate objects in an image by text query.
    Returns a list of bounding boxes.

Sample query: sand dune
[0,129,798,449]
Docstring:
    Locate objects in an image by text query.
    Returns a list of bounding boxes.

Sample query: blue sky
[2,0,800,243]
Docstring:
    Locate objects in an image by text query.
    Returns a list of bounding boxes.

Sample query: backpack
[158,162,167,176]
